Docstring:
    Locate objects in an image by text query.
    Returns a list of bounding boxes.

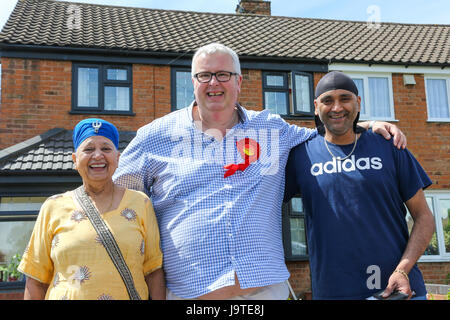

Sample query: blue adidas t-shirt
[285,130,432,300]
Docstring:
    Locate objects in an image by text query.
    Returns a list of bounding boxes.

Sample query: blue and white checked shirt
[113,103,316,298]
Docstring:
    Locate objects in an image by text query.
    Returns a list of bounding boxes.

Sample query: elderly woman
[18,118,165,300]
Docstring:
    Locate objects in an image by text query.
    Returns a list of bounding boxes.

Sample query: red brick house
[0,0,449,299]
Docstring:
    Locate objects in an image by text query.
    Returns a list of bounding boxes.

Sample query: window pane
[425,197,439,255]
[104,86,130,111]
[407,197,439,255]
[176,71,194,110]
[266,75,284,87]
[368,77,391,117]
[294,74,311,113]
[438,199,450,253]
[291,197,303,214]
[290,217,307,256]
[426,79,449,118]
[107,69,127,81]
[0,221,35,281]
[77,67,98,107]
[265,91,288,114]
[352,78,366,115]
[0,197,46,212]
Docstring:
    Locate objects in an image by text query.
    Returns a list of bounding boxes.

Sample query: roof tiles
[0,128,135,172]
[0,0,449,66]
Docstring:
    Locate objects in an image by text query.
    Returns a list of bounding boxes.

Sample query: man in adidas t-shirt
[284,71,435,300]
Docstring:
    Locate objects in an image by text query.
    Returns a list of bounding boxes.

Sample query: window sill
[426,119,450,123]
[69,110,136,116]
[359,118,399,122]
[418,256,450,263]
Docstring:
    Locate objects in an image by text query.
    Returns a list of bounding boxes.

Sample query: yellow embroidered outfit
[18,189,162,300]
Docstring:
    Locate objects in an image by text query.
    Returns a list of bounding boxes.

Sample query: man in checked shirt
[113,43,406,300]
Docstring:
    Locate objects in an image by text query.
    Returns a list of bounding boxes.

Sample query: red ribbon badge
[224,138,260,178]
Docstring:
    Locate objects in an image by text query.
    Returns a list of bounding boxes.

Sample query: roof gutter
[1,42,448,70]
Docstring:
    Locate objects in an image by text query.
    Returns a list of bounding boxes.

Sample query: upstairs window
[171,68,194,110]
[347,73,395,120]
[263,71,314,117]
[425,76,450,121]
[72,64,132,114]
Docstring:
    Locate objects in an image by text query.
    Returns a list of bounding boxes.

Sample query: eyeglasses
[194,71,238,83]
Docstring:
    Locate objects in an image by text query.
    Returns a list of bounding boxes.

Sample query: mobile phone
[371,290,410,300]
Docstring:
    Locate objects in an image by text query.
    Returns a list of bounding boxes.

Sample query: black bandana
[315,71,358,99]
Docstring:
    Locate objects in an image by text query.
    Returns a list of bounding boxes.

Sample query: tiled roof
[0,0,449,66]
[0,128,135,172]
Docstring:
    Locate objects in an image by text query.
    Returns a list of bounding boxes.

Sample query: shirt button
[225,202,232,208]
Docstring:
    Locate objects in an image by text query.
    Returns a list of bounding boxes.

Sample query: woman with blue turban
[19,118,165,300]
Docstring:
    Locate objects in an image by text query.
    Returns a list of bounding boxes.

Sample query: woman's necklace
[324,134,358,161]
[104,185,115,213]
[86,185,115,214]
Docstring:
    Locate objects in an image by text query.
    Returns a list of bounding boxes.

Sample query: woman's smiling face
[72,135,120,184]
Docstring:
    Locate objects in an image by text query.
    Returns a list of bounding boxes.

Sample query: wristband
[368,120,376,130]
[394,269,409,282]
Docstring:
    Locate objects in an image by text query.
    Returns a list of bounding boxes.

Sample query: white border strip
[329,63,450,75]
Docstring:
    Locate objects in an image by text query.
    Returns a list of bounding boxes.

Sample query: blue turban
[73,118,119,151]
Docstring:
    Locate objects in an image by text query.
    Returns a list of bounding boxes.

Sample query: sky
[1,0,449,32]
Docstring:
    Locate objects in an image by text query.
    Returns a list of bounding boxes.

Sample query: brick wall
[419,262,450,285]
[0,59,317,149]
[0,58,171,149]
[286,261,312,299]
[391,73,450,189]
[0,58,71,147]
[239,69,264,111]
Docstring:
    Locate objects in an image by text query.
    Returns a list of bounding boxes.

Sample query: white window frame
[344,72,396,121]
[424,75,450,122]
[416,190,450,262]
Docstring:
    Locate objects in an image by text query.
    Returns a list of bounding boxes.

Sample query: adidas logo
[310,155,383,176]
